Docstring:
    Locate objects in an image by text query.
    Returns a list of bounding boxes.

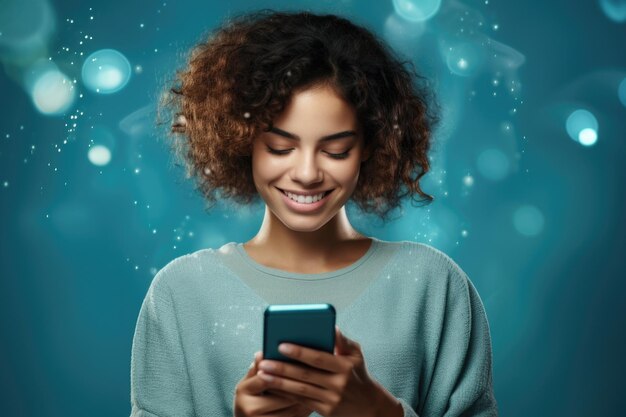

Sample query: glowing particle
[445,43,483,77]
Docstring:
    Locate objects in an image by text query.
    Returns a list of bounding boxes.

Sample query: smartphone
[263,303,336,365]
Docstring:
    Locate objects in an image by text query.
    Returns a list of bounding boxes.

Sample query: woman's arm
[408,264,498,417]
[424,266,498,417]
[130,273,195,417]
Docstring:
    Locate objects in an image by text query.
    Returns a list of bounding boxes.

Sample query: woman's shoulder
[146,244,234,294]
[378,238,472,291]
[379,239,462,270]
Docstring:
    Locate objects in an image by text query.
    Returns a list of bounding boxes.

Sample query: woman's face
[251,84,369,232]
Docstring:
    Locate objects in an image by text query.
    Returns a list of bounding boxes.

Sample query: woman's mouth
[276,187,334,211]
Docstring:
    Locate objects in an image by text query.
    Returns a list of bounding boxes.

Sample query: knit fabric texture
[130,237,498,417]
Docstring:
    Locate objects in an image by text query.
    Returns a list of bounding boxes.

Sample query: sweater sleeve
[130,272,195,417]
[415,263,498,417]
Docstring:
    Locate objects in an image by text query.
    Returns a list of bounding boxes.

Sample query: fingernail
[259,361,276,371]
[279,343,294,354]
[258,371,274,381]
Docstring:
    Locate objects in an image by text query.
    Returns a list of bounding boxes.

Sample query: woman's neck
[243,206,370,273]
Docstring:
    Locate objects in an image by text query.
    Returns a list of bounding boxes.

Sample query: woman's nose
[291,152,323,184]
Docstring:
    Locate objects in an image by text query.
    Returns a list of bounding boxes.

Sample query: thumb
[246,351,262,377]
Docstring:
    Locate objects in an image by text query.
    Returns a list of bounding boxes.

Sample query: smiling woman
[160,10,438,222]
[132,9,498,417]
[248,84,369,238]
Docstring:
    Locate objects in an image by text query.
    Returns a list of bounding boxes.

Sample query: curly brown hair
[159,9,440,222]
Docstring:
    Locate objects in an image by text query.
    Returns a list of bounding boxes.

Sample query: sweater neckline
[233,237,380,280]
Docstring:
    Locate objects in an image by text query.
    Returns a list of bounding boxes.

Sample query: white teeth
[284,190,327,204]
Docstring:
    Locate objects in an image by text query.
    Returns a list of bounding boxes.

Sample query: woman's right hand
[233,351,313,417]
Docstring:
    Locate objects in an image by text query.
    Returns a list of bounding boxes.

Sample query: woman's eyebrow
[268,126,356,142]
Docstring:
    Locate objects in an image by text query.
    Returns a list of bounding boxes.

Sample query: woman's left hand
[256,325,397,417]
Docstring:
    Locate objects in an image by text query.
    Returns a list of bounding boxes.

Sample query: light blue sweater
[130,237,498,417]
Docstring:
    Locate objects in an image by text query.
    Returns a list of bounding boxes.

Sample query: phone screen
[263,303,336,364]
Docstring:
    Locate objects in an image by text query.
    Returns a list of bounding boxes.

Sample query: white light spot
[88,145,111,166]
[31,70,76,115]
[445,43,483,77]
[578,128,598,146]
[566,109,598,144]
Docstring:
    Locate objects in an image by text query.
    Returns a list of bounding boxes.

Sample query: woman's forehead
[275,86,357,125]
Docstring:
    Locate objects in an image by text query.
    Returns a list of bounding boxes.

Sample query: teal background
[1,0,625,416]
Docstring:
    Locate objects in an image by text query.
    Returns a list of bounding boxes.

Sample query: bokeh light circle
[599,0,626,23]
[383,12,426,53]
[31,70,75,115]
[88,145,112,166]
[565,109,598,144]
[446,43,482,77]
[0,0,55,62]
[618,78,626,107]
[81,49,131,94]
[476,149,510,181]
[578,128,598,146]
[513,205,544,237]
[392,0,442,22]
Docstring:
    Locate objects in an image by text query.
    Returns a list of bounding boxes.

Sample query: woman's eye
[327,151,350,159]
[265,146,351,160]
[266,146,291,155]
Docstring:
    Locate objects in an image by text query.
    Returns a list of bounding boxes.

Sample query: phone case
[263,303,336,364]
